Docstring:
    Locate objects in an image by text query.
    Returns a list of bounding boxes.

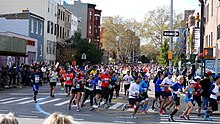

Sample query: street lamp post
[169,0,173,72]
[115,36,121,64]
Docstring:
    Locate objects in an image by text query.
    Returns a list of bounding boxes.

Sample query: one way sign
[163,31,179,37]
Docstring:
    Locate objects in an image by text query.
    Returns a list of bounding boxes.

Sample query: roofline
[0,12,45,20]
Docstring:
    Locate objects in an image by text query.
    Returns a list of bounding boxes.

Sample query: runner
[49,66,58,98]
[139,75,150,114]
[122,76,142,118]
[193,76,203,117]
[94,71,102,106]
[59,67,66,91]
[168,75,184,122]
[64,70,74,97]
[204,77,220,120]
[100,69,112,108]
[31,68,42,103]
[159,72,173,114]
[81,75,96,111]
[123,71,133,98]
[180,80,196,120]
[152,74,164,110]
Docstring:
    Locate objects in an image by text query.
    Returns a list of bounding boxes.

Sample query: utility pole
[169,0,173,72]
[199,0,204,54]
[215,43,218,76]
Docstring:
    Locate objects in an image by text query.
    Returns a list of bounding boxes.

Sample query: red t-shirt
[194,83,203,96]
[100,74,112,88]
[65,73,73,85]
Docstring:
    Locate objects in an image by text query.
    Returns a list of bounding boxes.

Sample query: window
[57,24,59,37]
[67,30,70,37]
[89,25,92,34]
[206,4,209,22]
[58,9,60,19]
[55,4,57,16]
[51,3,54,15]
[39,22,43,35]
[54,24,56,35]
[217,25,220,40]
[68,15,70,22]
[89,11,93,20]
[209,34,211,46]
[62,27,64,39]
[60,11,62,21]
[206,35,208,47]
[48,1,50,12]
[60,27,62,38]
[63,12,65,21]
[40,44,42,56]
[31,19,34,33]
[47,40,50,54]
[47,21,50,33]
[211,0,213,16]
[35,21,38,34]
[51,22,53,34]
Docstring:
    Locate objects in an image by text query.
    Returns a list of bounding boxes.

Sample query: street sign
[163,31,179,37]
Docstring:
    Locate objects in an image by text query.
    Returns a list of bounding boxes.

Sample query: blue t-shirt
[185,87,195,101]
[155,79,163,92]
[171,82,183,98]
[139,80,150,93]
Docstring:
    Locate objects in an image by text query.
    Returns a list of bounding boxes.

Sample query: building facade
[0,12,44,61]
[0,0,61,64]
[64,0,102,48]
[204,0,220,58]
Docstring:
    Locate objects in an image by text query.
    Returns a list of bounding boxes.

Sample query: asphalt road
[1,82,220,124]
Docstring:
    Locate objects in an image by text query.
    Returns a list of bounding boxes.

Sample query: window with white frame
[31,19,34,33]
[40,44,42,56]
[39,22,43,35]
[51,3,54,15]
[35,21,38,34]
[48,1,50,13]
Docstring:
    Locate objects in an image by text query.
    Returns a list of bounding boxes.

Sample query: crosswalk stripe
[54,100,69,106]
[160,118,220,123]
[0,97,16,102]
[109,103,123,109]
[1,97,31,104]
[18,98,45,104]
[160,115,220,119]
[40,98,61,105]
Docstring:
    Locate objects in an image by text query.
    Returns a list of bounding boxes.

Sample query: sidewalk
[148,80,220,115]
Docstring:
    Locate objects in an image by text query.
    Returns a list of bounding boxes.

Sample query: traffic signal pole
[169,0,173,72]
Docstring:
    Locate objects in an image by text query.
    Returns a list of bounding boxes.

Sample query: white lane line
[109,103,123,110]
[54,100,69,106]
[74,118,84,121]
[18,115,38,118]
[18,98,45,104]
[73,113,91,117]
[0,110,9,112]
[40,98,61,105]
[1,97,31,104]
[0,97,16,102]
[160,115,220,119]
[114,121,134,123]
[117,116,133,119]
[160,118,220,123]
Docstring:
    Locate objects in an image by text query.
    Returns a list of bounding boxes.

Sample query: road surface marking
[54,100,69,106]
[73,113,91,116]
[18,98,45,104]
[0,97,16,102]
[18,115,38,118]
[114,121,134,123]
[109,103,123,109]
[39,98,61,105]
[0,110,8,112]
[1,97,30,104]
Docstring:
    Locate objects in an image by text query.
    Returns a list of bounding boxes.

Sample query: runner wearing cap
[193,76,203,117]
[139,75,150,114]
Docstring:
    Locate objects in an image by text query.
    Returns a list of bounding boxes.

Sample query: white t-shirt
[161,77,173,92]
[123,75,133,85]
[128,83,140,98]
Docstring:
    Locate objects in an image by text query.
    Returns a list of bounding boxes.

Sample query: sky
[65,0,200,21]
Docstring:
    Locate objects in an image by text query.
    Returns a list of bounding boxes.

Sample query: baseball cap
[168,72,173,75]
[189,80,197,84]
[194,76,202,80]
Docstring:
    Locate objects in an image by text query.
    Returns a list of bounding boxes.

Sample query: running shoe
[180,115,187,120]
[168,115,175,122]
[90,107,95,111]
[142,110,147,114]
[72,100,76,105]
[68,106,71,110]
[131,115,138,119]
[204,117,213,121]
[76,108,81,112]
[34,100,37,103]
[61,87,64,91]
[163,108,167,114]
[159,110,165,115]
[185,115,190,120]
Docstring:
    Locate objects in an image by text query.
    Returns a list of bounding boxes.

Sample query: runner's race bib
[67,77,70,81]
[35,75,40,83]
[76,84,80,89]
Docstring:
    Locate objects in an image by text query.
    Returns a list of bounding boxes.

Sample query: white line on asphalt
[114,121,134,123]
[117,116,133,119]
[31,111,41,114]
[18,98,45,104]
[18,115,38,118]
[1,97,31,104]
[108,103,123,109]
[0,110,8,112]
[73,113,92,117]
[39,98,61,105]
[54,100,69,106]
[74,118,84,121]
[160,118,220,123]
[160,115,220,119]
[0,97,16,102]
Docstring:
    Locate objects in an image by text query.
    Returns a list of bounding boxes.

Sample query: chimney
[22,8,29,13]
